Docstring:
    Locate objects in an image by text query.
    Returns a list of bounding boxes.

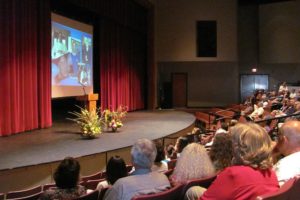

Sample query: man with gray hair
[104,138,170,200]
[274,120,300,186]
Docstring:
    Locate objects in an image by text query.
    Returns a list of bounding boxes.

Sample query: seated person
[104,139,170,200]
[96,155,128,190]
[151,142,168,173]
[209,133,233,172]
[164,143,176,160]
[174,136,189,157]
[247,102,264,120]
[273,120,300,186]
[199,123,279,200]
[39,157,86,200]
[170,143,215,186]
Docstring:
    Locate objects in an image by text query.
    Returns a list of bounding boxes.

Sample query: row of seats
[0,165,133,200]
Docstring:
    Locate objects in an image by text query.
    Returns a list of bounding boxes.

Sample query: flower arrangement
[102,105,127,132]
[68,106,104,138]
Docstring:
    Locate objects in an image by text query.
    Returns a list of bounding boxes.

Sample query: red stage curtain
[100,20,147,111]
[0,0,52,136]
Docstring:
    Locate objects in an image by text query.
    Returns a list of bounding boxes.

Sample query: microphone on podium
[79,82,87,96]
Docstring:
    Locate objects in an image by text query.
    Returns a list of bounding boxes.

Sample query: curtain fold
[99,20,146,111]
[0,0,52,136]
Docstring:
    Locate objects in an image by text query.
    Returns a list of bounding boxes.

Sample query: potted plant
[68,106,104,139]
[102,105,127,132]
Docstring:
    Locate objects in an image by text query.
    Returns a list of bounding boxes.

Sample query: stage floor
[0,110,194,171]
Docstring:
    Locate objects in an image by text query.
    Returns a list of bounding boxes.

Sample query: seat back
[0,193,4,200]
[74,189,99,200]
[255,176,300,200]
[10,192,42,200]
[180,174,217,200]
[126,164,133,173]
[6,185,42,199]
[42,183,56,191]
[81,171,103,182]
[164,169,173,178]
[98,187,109,200]
[167,159,177,170]
[131,184,184,200]
[82,179,106,190]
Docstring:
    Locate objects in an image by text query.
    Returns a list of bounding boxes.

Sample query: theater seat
[131,184,184,200]
[8,192,42,200]
[81,171,104,182]
[255,176,300,200]
[180,174,217,200]
[6,185,42,199]
[73,189,99,200]
[81,179,105,190]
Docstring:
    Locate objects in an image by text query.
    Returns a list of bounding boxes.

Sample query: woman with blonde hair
[199,123,279,200]
[170,143,215,185]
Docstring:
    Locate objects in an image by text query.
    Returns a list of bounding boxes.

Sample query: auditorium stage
[0,110,195,171]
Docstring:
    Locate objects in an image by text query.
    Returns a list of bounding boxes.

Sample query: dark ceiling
[239,0,294,5]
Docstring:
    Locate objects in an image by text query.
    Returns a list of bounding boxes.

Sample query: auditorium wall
[153,0,239,107]
[239,1,300,89]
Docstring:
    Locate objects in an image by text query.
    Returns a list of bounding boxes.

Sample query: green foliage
[68,106,104,138]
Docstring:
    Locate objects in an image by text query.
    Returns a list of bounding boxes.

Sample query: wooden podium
[76,93,99,112]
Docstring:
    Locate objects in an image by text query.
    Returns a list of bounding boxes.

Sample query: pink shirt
[200,165,279,200]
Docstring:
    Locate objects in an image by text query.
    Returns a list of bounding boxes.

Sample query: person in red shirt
[199,123,279,200]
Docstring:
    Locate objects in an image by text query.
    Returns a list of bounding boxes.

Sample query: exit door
[240,74,269,102]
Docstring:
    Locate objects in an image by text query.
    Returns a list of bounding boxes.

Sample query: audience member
[39,157,86,200]
[151,142,168,173]
[215,122,228,134]
[174,136,189,157]
[278,82,288,94]
[273,120,300,186]
[290,89,297,99]
[170,143,215,185]
[199,123,279,200]
[209,133,233,172]
[248,102,264,120]
[104,139,170,200]
[96,155,128,190]
[164,143,176,160]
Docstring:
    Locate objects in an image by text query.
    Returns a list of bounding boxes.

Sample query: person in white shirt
[273,120,300,186]
[290,89,297,99]
[278,82,288,94]
[248,102,264,120]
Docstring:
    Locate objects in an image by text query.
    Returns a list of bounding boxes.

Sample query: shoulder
[220,166,261,179]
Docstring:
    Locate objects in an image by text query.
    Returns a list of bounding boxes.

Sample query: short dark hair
[154,142,165,163]
[54,157,80,189]
[106,156,128,184]
[176,136,189,153]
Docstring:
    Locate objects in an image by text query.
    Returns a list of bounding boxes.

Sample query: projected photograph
[51,22,93,86]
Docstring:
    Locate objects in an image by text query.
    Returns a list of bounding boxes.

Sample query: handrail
[255,112,300,123]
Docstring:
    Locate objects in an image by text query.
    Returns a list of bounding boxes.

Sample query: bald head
[279,120,300,155]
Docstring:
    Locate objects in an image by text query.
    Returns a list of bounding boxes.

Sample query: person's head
[277,120,300,156]
[54,157,80,189]
[154,141,165,163]
[165,143,176,159]
[106,156,128,185]
[282,82,287,86]
[257,102,264,108]
[209,133,233,172]
[230,123,273,170]
[175,136,189,153]
[131,138,156,169]
[171,143,215,184]
[220,122,229,131]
